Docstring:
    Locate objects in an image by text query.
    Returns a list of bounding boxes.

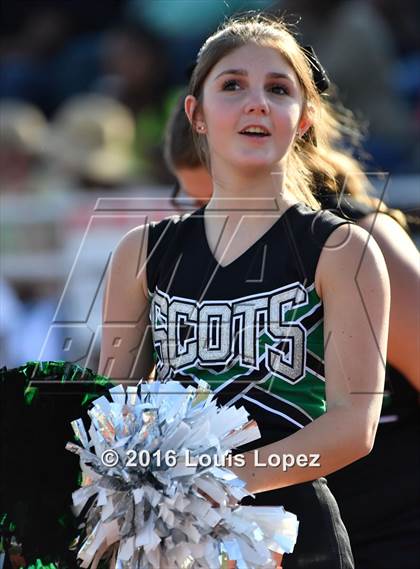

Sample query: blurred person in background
[96,22,180,183]
[272,0,418,172]
[42,93,137,190]
[0,99,48,194]
[376,0,420,168]
[164,90,212,208]
[0,277,64,366]
[98,22,168,115]
[10,279,64,363]
[0,93,139,373]
[0,0,123,115]
[375,0,420,106]
[0,3,71,114]
[0,277,24,367]
[0,98,67,369]
[164,78,420,567]
[97,22,177,183]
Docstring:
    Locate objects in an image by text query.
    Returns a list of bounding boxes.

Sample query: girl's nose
[244,91,270,115]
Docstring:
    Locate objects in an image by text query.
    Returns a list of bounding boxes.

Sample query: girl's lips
[239,125,271,135]
[239,132,271,142]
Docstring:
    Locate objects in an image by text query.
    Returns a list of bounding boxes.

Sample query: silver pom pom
[66,379,298,568]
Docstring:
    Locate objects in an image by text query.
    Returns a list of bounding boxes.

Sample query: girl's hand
[222,551,283,568]
[271,551,284,568]
[197,488,238,508]
[198,490,283,567]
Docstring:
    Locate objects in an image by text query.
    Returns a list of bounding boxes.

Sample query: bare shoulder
[101,222,155,380]
[110,212,186,296]
[112,224,149,273]
[358,210,409,235]
[118,211,192,254]
[357,212,419,257]
[109,223,151,300]
[315,223,389,299]
[114,223,149,258]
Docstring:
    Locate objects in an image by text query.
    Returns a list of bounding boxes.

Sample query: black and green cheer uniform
[146,202,355,569]
[317,190,420,569]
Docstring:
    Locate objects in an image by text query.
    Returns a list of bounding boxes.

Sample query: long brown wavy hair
[186,13,407,227]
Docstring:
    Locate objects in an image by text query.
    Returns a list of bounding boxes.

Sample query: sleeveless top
[146,202,351,449]
[315,189,419,424]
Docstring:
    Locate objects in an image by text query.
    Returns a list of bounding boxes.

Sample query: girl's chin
[231,157,281,173]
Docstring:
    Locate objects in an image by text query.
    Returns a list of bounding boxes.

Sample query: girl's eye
[221,80,290,95]
[269,84,289,95]
[222,79,241,91]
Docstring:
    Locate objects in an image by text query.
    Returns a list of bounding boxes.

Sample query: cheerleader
[99,14,391,568]
[164,72,420,569]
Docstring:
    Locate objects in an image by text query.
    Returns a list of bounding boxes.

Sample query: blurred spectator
[1,0,418,177]
[375,0,420,151]
[43,94,137,190]
[132,86,184,184]
[374,0,419,56]
[95,23,177,183]
[83,22,174,182]
[0,277,63,366]
[164,91,212,207]
[0,99,48,194]
[98,23,168,115]
[50,33,104,111]
[15,280,63,364]
[273,0,418,172]
[0,277,24,366]
[0,4,72,113]
[0,1,124,115]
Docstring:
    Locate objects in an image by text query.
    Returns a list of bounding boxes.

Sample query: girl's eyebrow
[214,68,294,82]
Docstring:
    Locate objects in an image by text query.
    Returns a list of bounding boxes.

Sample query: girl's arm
[98,224,154,383]
[230,224,390,492]
[357,212,420,390]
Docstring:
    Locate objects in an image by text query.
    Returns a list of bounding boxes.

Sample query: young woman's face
[196,43,306,173]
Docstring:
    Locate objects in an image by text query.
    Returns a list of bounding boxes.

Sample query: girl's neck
[206,162,297,214]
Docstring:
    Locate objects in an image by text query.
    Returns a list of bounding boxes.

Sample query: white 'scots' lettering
[151,283,308,383]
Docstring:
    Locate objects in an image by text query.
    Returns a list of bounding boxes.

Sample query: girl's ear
[185,95,205,133]
[298,102,315,136]
[298,113,314,136]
